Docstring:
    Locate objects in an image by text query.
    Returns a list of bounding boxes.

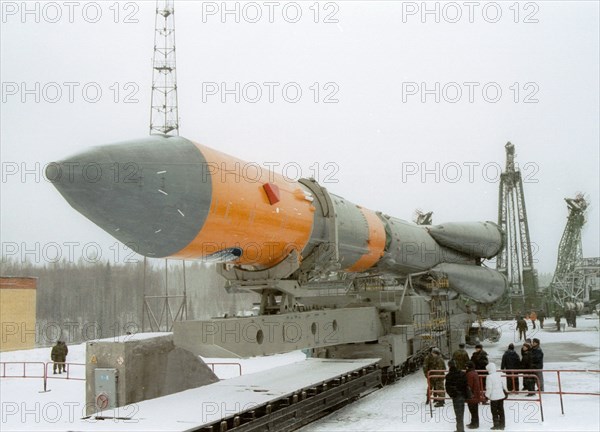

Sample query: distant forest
[1,256,258,347]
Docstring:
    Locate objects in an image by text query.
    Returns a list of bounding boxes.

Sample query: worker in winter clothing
[465,361,483,429]
[521,338,532,357]
[500,343,521,392]
[59,341,68,373]
[538,309,546,329]
[445,360,469,432]
[485,362,508,430]
[531,338,544,391]
[520,342,535,396]
[471,344,489,403]
[516,317,528,340]
[452,343,470,371]
[529,310,537,329]
[51,341,61,374]
[423,347,446,407]
[422,347,435,404]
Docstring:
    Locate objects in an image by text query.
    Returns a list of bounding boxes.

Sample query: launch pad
[84,357,381,432]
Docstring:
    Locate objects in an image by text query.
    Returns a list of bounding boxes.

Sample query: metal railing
[0,361,45,379]
[0,361,85,392]
[205,362,243,377]
[426,368,600,421]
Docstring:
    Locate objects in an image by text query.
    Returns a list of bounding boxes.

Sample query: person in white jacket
[485,362,508,430]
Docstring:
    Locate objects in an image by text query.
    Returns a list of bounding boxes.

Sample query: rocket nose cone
[48,135,212,258]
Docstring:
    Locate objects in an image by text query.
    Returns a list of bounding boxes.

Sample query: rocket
[48,135,507,303]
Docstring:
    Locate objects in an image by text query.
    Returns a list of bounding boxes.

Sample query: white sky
[1,1,598,274]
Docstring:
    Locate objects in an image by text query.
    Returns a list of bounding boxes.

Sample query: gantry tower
[550,194,588,309]
[496,142,538,313]
[150,0,179,136]
[144,1,186,331]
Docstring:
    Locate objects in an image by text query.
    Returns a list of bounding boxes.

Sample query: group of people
[50,340,69,374]
[423,338,545,431]
[501,339,545,396]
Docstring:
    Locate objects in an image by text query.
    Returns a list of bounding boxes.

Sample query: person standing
[422,347,435,404]
[471,344,489,404]
[538,309,546,329]
[567,310,577,328]
[555,311,562,331]
[424,347,446,407]
[485,362,508,430]
[51,341,61,374]
[516,317,528,341]
[566,310,574,327]
[445,359,469,432]
[520,342,535,396]
[530,338,544,392]
[465,361,482,429]
[529,310,537,329]
[452,343,470,371]
[501,343,521,392]
[59,341,69,373]
[520,338,532,357]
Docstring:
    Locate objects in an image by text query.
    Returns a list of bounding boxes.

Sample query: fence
[427,368,600,421]
[0,361,85,392]
[205,362,243,377]
[1,360,244,389]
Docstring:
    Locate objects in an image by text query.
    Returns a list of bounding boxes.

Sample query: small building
[0,277,37,352]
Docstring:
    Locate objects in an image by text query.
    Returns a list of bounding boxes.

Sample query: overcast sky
[1,1,598,274]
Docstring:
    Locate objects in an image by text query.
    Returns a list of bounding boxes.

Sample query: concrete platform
[80,358,380,431]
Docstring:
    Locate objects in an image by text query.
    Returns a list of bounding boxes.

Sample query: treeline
[1,256,258,346]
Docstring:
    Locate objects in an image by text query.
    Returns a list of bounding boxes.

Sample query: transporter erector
[49,135,506,378]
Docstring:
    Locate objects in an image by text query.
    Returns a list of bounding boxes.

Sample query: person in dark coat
[555,311,562,331]
[471,344,489,404]
[452,343,470,371]
[50,342,61,374]
[501,343,521,392]
[516,317,528,340]
[520,338,532,357]
[424,347,446,407]
[520,342,535,395]
[59,341,68,373]
[445,359,469,432]
[530,338,544,391]
[465,361,483,429]
[538,309,546,329]
[566,309,577,328]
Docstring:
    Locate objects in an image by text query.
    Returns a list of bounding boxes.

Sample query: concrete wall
[0,277,37,351]
[85,333,218,415]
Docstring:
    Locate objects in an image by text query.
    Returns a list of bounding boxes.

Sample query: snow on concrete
[301,315,600,432]
[1,316,599,431]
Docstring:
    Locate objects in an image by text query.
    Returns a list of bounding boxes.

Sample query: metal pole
[557,370,564,414]
[142,256,147,332]
[165,259,168,331]
[182,260,187,320]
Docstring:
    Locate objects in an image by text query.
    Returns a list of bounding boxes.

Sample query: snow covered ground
[302,315,600,432]
[1,316,598,431]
